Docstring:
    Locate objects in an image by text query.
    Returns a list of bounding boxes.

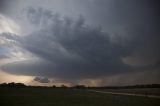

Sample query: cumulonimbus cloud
[2,7,132,80]
[1,4,160,84]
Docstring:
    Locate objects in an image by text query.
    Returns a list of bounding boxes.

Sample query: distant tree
[0,82,26,88]
[0,83,7,87]
[74,85,86,89]
[8,82,15,87]
[61,85,68,88]
[15,83,26,88]
[52,85,56,88]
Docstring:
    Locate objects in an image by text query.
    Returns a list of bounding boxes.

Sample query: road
[87,90,160,99]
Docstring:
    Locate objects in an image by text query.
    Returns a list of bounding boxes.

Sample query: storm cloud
[33,76,51,83]
[0,0,160,85]
[2,7,133,79]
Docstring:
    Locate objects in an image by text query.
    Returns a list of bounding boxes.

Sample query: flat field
[93,88,160,96]
[0,88,160,106]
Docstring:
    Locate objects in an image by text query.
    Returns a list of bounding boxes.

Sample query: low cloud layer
[33,76,51,83]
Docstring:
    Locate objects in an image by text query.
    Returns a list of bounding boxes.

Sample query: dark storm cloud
[0,33,20,42]
[24,7,54,26]
[0,0,8,13]
[2,7,131,80]
[0,55,8,60]
[80,0,160,65]
[113,0,160,65]
[33,76,50,83]
[2,0,160,82]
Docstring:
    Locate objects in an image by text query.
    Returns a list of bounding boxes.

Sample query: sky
[0,0,160,86]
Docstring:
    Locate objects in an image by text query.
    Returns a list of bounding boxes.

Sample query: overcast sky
[0,0,160,86]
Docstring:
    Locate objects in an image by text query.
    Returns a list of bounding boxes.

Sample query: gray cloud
[0,0,8,13]
[0,55,8,60]
[2,7,133,80]
[33,76,50,83]
[80,0,160,66]
[1,0,160,85]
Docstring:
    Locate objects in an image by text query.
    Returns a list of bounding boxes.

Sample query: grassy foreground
[0,88,160,106]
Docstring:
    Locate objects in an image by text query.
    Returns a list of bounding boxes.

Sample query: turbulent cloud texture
[0,0,160,85]
[2,7,132,80]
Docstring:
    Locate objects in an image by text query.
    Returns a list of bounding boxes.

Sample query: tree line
[0,82,160,89]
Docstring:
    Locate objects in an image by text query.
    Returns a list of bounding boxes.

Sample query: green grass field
[0,88,160,106]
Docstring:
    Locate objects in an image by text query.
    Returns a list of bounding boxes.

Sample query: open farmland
[0,88,160,106]
[92,88,160,96]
